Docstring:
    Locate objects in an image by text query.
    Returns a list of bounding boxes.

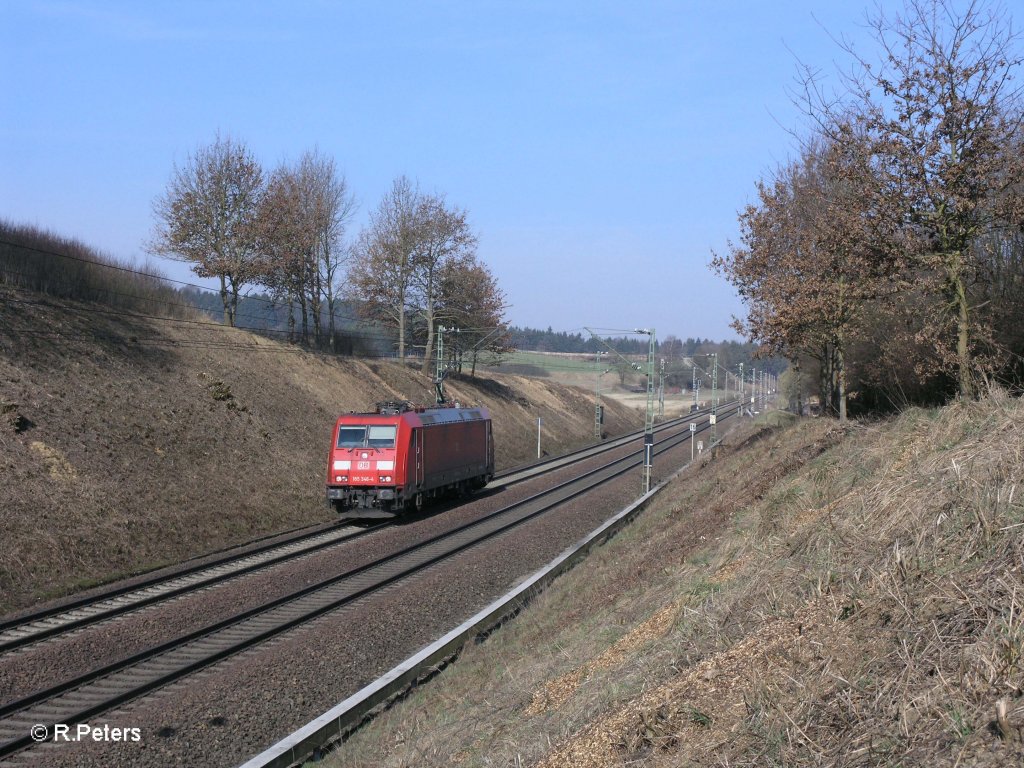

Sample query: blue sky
[1,1,884,341]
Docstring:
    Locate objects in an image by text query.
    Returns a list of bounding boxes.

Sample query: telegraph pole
[584,327,656,493]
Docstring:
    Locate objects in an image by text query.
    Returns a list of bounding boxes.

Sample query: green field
[498,350,612,373]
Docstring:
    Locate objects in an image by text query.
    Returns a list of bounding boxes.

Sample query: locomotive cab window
[337,426,367,448]
[336,425,397,448]
[367,425,397,448]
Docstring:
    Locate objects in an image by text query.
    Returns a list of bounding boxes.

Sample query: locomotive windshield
[336,425,397,448]
[367,425,397,447]
[337,426,366,448]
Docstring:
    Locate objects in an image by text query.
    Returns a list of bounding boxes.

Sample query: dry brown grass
[0,284,637,613]
[0,220,183,317]
[324,394,1024,767]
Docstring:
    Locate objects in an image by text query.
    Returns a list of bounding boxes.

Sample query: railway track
[0,524,370,654]
[491,403,723,485]
[0,407,733,762]
[0,403,725,655]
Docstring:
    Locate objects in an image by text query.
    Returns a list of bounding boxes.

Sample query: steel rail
[0,525,374,654]
[0,520,347,636]
[0,402,733,653]
[0,408,732,761]
[492,402,725,483]
[241,426,736,768]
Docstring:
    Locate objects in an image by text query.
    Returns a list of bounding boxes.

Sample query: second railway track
[0,404,725,655]
[0,404,735,763]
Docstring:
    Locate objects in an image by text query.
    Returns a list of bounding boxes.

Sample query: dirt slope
[0,286,640,612]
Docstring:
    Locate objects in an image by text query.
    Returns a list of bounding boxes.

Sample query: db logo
[357,461,370,470]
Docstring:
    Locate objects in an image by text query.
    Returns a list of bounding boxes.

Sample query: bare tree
[349,179,498,370]
[410,195,478,375]
[256,162,313,342]
[348,176,420,358]
[149,134,263,326]
[298,150,357,351]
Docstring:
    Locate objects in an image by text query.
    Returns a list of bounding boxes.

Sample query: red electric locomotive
[325,401,494,518]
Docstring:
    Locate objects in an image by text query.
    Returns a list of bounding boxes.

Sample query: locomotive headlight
[333,460,352,471]
[335,475,348,482]
[379,475,392,482]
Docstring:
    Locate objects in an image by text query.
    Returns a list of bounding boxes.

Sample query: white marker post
[690,422,696,461]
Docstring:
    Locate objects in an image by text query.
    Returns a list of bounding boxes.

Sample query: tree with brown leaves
[714,134,894,422]
[149,134,264,327]
[301,151,357,351]
[439,256,510,376]
[806,0,1024,399]
[255,162,314,343]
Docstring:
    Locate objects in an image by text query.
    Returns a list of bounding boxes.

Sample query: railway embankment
[328,393,1024,767]
[0,285,639,613]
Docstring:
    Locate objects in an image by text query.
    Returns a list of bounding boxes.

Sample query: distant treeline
[508,327,645,354]
[182,287,395,357]
[509,326,769,361]
[507,325,782,387]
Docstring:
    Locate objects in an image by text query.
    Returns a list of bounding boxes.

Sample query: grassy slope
[332,395,1024,767]
[0,286,641,612]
